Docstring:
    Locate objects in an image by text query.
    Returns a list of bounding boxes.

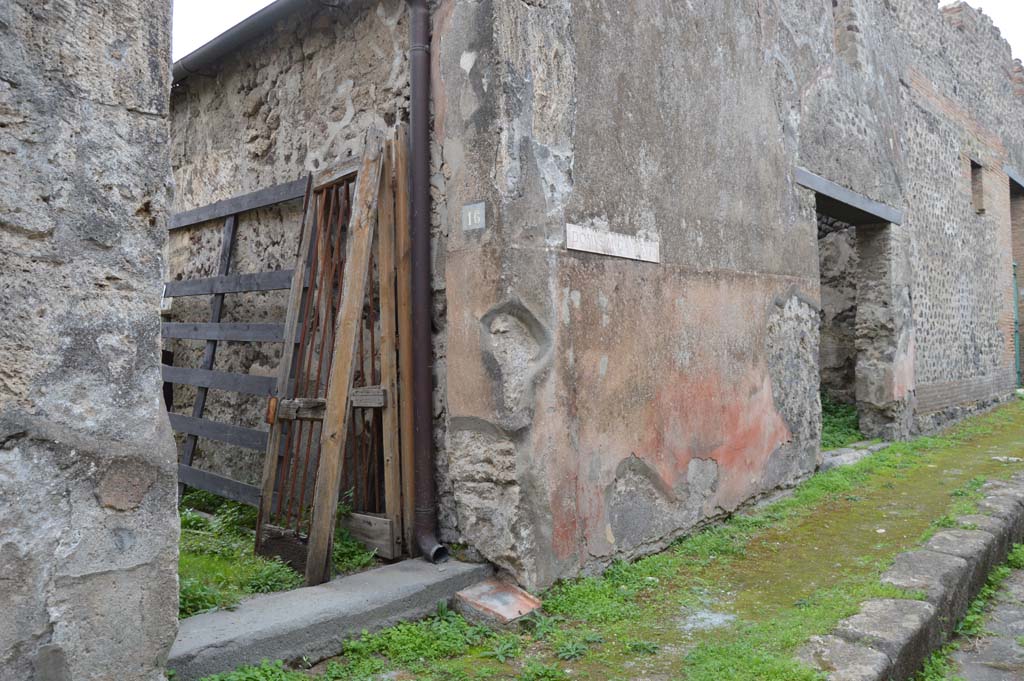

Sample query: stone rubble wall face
[0,1,178,679]
[167,0,411,485]
[818,217,859,404]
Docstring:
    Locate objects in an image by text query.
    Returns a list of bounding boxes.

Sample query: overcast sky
[172,0,1024,63]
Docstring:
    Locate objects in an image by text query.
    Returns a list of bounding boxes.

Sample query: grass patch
[177,490,376,618]
[178,491,301,618]
[821,392,865,450]
[192,401,1024,680]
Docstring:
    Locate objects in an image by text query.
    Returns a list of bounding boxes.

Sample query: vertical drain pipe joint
[407,0,447,563]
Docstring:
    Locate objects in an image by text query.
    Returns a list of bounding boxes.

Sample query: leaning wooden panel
[393,125,417,556]
[377,139,403,558]
[305,133,385,585]
[256,175,314,550]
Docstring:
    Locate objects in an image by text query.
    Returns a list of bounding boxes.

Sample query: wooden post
[255,176,313,549]
[393,125,417,556]
[305,133,385,585]
[180,214,237,494]
[378,139,402,557]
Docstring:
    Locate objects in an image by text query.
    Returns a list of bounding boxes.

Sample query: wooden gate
[165,129,415,584]
[163,176,309,505]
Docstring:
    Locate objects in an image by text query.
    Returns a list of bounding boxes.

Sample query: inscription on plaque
[565,223,660,263]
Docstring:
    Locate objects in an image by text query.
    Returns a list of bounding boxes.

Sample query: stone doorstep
[819,443,891,473]
[168,558,493,681]
[454,578,542,627]
[799,475,1024,680]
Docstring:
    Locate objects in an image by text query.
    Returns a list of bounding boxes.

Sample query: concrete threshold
[798,472,1024,680]
[169,558,493,681]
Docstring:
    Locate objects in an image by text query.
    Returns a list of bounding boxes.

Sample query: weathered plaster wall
[433,0,1024,587]
[0,2,178,679]
[434,0,826,588]
[168,0,410,484]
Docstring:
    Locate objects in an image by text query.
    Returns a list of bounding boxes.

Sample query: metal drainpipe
[407,0,447,563]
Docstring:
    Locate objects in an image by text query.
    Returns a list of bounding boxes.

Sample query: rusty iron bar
[286,186,329,525]
[285,183,336,528]
[274,189,324,522]
[295,180,349,525]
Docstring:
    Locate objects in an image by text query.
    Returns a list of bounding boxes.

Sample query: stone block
[976,496,1024,544]
[821,450,870,472]
[880,550,970,637]
[170,559,493,681]
[924,529,1000,599]
[834,599,938,681]
[453,578,542,627]
[796,634,892,681]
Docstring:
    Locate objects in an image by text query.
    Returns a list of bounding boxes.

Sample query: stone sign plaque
[462,201,486,232]
[565,223,660,263]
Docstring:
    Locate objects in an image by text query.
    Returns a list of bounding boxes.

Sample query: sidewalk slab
[169,558,493,681]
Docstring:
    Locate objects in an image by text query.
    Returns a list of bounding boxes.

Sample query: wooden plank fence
[165,129,416,582]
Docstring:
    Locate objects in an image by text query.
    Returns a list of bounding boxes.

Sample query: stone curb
[168,558,493,681]
[798,471,1024,680]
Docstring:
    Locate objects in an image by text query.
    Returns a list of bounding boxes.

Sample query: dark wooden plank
[164,270,295,297]
[394,125,416,556]
[169,178,307,230]
[178,464,262,507]
[313,159,361,190]
[169,413,269,450]
[161,365,276,396]
[180,215,237,478]
[339,513,396,560]
[794,167,904,225]
[162,322,285,342]
[277,398,327,421]
[257,176,315,550]
[378,138,402,551]
[306,132,384,586]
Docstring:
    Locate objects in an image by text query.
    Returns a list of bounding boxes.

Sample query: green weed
[625,640,659,655]
[914,644,962,681]
[518,660,566,681]
[197,660,307,681]
[483,636,521,663]
[554,640,588,661]
[821,392,865,450]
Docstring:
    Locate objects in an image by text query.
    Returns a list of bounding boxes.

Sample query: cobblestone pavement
[950,569,1024,680]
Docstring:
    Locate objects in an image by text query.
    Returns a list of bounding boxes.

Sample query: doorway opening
[1010,176,1024,387]
[801,169,910,444]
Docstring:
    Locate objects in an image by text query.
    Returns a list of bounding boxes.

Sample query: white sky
[172,0,1024,63]
[172,0,276,61]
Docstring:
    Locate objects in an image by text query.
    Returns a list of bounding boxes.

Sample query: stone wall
[432,0,1024,587]
[168,0,1024,590]
[168,0,410,485]
[0,2,178,679]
